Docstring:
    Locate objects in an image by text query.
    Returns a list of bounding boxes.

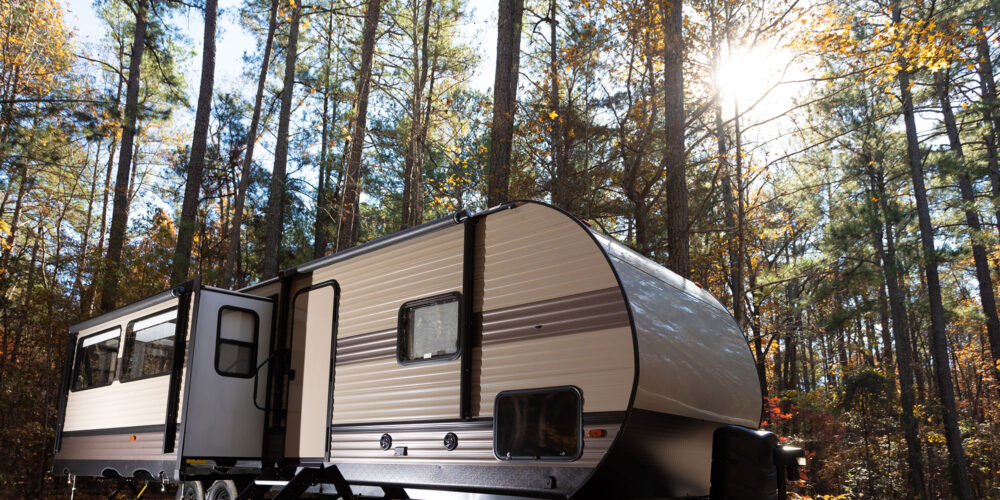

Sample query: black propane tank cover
[443,432,458,451]
[710,425,779,500]
[380,433,392,451]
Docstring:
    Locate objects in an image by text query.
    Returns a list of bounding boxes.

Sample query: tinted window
[121,310,177,382]
[398,294,460,363]
[73,329,120,390]
[216,307,258,377]
[494,387,581,460]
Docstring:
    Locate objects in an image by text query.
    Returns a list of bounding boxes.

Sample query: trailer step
[270,465,355,500]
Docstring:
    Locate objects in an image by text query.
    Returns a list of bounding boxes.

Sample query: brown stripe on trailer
[335,287,630,366]
[476,287,629,346]
[335,328,395,365]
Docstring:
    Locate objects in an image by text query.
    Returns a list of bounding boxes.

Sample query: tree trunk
[101,0,149,311]
[335,0,382,251]
[934,71,1000,371]
[661,0,688,278]
[892,4,972,495]
[314,0,338,258]
[547,0,570,210]
[262,3,303,278]
[172,0,218,284]
[486,0,525,206]
[974,17,1000,229]
[401,0,433,229]
[221,0,278,288]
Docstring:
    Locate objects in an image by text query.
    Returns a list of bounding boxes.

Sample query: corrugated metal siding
[317,225,464,425]
[475,203,634,418]
[477,328,633,416]
[316,226,465,339]
[478,203,621,312]
[333,359,461,423]
[329,423,617,467]
[56,432,175,461]
[63,299,181,432]
[64,377,172,431]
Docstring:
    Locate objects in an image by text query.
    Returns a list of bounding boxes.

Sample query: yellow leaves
[549,110,559,120]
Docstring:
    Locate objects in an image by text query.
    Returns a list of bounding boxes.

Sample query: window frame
[120,307,179,384]
[396,292,463,366]
[71,327,122,392]
[492,385,584,462]
[214,305,260,378]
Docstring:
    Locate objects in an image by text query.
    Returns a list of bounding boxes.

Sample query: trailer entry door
[181,288,273,459]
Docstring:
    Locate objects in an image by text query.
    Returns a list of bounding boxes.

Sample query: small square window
[494,386,582,461]
[216,307,259,377]
[121,310,177,382]
[397,293,461,364]
[72,328,120,391]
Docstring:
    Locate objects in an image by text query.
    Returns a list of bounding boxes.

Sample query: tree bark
[974,18,1000,248]
[262,3,303,278]
[661,0,688,278]
[892,4,972,495]
[401,0,433,229]
[335,0,382,251]
[486,0,524,207]
[934,71,1000,371]
[101,0,148,311]
[221,0,278,288]
[172,0,218,284]
[547,0,570,210]
[314,0,338,258]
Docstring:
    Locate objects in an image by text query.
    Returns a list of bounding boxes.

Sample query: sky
[62,0,500,115]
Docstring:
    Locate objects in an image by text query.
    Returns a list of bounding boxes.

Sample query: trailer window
[216,307,259,377]
[121,309,177,382]
[72,328,120,391]
[494,386,582,461]
[397,293,461,364]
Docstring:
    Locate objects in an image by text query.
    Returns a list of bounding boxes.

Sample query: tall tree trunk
[262,3,303,278]
[892,5,972,495]
[547,0,570,210]
[401,0,433,229]
[486,0,525,206]
[101,0,149,311]
[314,0,338,258]
[172,0,218,284]
[974,19,1000,255]
[221,0,278,288]
[335,0,383,251]
[661,0,688,278]
[934,71,1000,371]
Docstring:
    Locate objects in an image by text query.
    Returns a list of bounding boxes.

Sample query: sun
[714,44,805,119]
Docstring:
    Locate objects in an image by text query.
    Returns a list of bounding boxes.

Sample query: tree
[661,0,689,278]
[890,2,971,496]
[335,0,382,251]
[221,0,278,287]
[101,0,150,311]
[172,0,218,284]
[486,0,524,207]
[262,0,303,277]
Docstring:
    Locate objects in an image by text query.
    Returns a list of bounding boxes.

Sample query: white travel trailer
[52,201,801,499]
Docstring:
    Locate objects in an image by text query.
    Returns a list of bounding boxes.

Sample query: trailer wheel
[205,480,239,500]
[176,481,205,500]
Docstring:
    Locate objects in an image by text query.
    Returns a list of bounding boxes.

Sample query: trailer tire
[206,480,239,500]
[176,481,205,500]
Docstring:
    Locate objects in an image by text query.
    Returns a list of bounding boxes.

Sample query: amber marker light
[587,429,606,438]
[129,435,137,441]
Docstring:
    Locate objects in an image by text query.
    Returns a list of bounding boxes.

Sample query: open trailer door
[179,287,274,464]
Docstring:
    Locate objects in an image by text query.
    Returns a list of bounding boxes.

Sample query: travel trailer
[52,200,803,499]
